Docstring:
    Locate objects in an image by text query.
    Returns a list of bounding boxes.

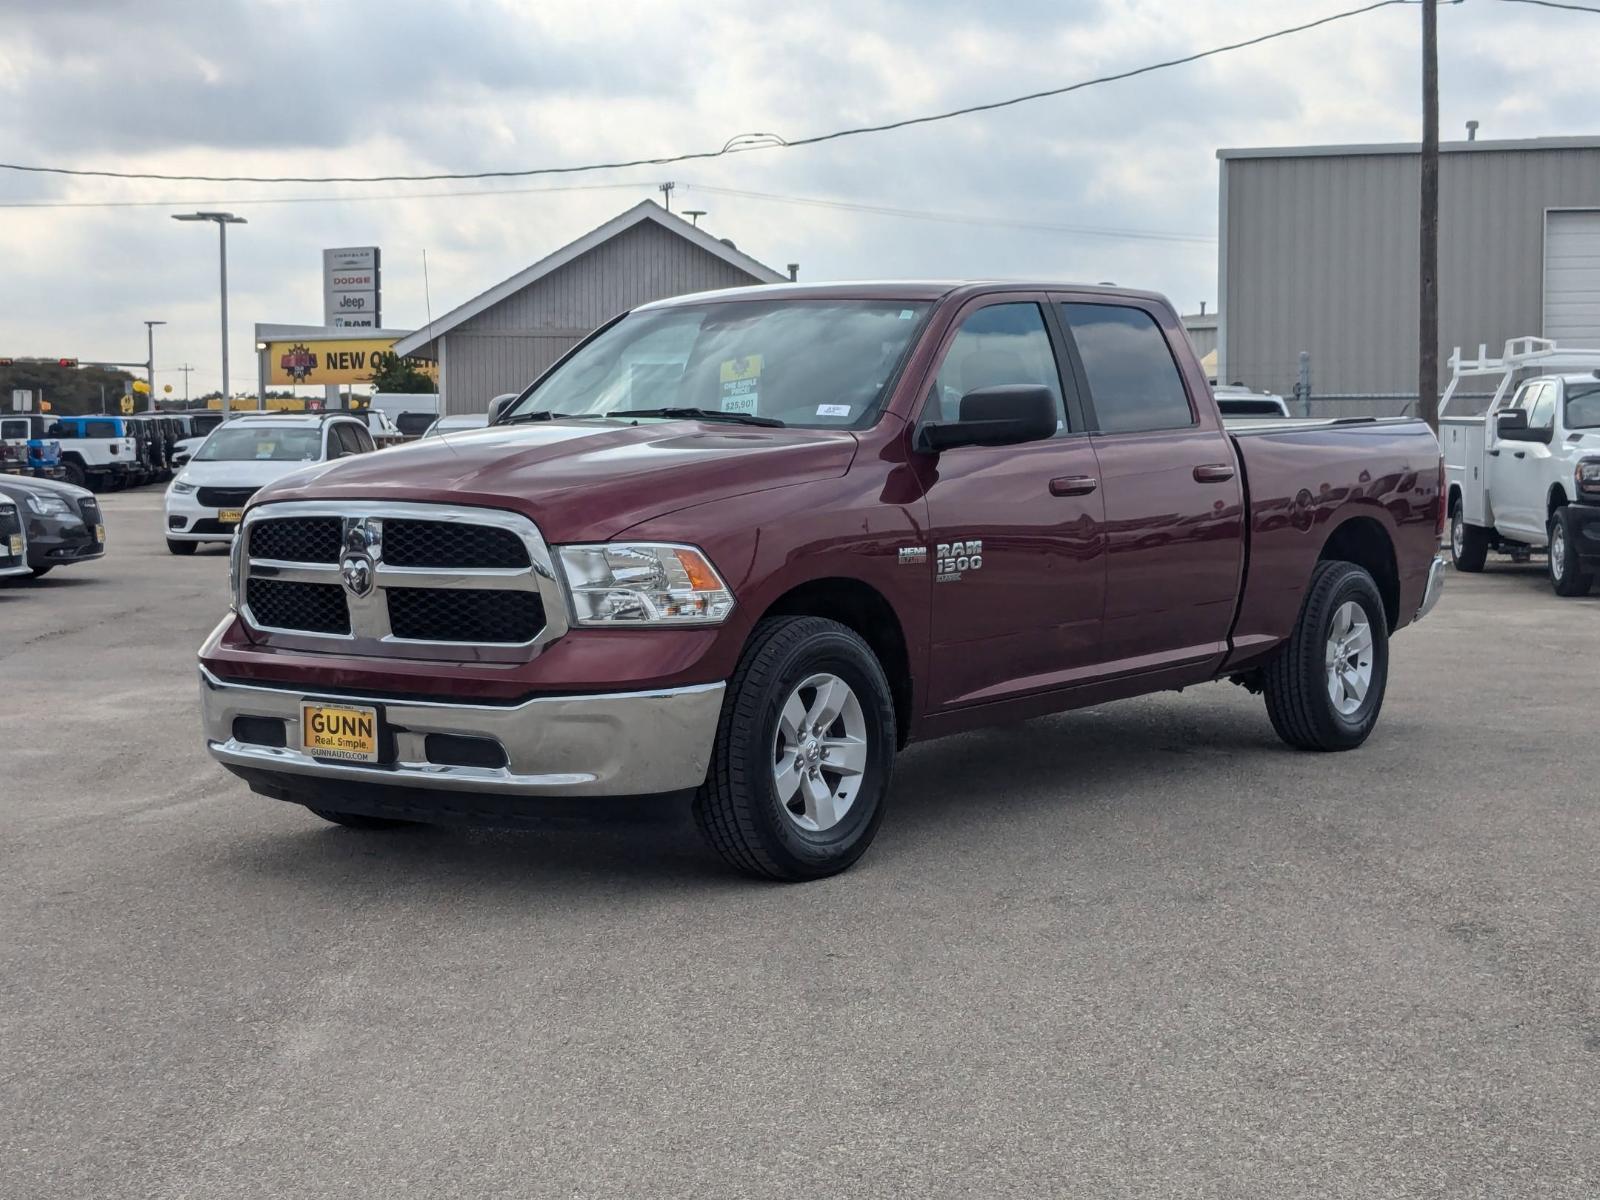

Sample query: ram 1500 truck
[198,282,1446,880]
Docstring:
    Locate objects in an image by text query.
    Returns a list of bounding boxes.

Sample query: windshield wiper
[497,410,582,425]
[606,406,785,428]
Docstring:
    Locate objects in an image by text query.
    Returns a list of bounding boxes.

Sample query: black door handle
[1514,451,1526,459]
[1050,475,1098,497]
[1488,449,1500,456]
[1193,463,1236,483]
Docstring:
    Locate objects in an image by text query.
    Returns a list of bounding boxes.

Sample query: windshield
[1566,383,1600,430]
[503,299,930,429]
[196,426,322,462]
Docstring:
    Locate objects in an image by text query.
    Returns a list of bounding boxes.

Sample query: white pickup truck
[1441,338,1600,596]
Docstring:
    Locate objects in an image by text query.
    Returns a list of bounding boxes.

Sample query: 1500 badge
[935,540,983,582]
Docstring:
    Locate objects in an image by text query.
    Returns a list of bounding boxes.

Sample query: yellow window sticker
[719,355,763,415]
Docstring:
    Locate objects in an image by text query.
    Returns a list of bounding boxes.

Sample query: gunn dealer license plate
[301,702,379,763]
[218,509,243,525]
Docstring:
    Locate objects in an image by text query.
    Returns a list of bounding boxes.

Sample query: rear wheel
[1548,509,1594,597]
[309,808,411,830]
[166,538,197,556]
[694,616,897,881]
[1449,498,1488,572]
[60,461,87,489]
[1263,560,1390,752]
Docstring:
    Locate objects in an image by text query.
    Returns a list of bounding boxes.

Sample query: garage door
[1545,210,1600,346]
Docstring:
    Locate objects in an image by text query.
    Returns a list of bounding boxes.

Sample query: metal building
[394,200,788,414]
[1218,135,1600,415]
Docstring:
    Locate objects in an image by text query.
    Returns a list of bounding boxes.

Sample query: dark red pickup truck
[199,282,1445,879]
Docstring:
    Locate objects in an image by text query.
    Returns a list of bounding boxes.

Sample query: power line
[0,181,649,210]
[0,0,1407,186]
[686,184,1215,245]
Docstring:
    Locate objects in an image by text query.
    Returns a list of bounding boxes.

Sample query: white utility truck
[1441,337,1600,596]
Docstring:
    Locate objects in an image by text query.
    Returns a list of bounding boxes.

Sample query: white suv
[164,414,376,555]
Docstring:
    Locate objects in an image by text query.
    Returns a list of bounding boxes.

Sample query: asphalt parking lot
[3,488,1597,1198]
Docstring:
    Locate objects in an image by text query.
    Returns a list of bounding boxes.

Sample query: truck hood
[251,418,860,541]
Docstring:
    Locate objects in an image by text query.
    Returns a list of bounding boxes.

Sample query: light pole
[143,319,165,412]
[172,212,246,418]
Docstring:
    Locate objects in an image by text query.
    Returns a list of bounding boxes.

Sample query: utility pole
[658,181,675,213]
[144,319,165,413]
[1418,0,1440,431]
[178,363,194,403]
[172,212,246,419]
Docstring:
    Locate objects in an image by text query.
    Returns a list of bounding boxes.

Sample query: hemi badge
[897,546,927,565]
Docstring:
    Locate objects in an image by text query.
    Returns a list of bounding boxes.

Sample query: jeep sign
[322,246,380,328]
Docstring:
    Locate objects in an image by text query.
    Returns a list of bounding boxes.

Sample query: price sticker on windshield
[719,355,762,415]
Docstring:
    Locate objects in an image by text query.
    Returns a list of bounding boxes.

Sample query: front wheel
[60,461,87,490]
[1548,510,1594,597]
[1263,560,1390,752]
[166,538,197,556]
[1450,500,1488,572]
[694,616,897,881]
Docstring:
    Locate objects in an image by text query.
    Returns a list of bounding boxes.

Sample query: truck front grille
[246,578,351,635]
[237,502,564,659]
[387,587,545,643]
[197,486,259,509]
[250,517,342,563]
[382,519,530,569]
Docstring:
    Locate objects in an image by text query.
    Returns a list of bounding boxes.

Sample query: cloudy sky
[0,0,1592,397]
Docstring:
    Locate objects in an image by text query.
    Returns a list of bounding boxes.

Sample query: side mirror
[916,384,1058,453]
[486,393,520,425]
[1496,410,1553,445]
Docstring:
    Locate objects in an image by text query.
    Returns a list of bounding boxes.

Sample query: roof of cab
[635,279,1174,310]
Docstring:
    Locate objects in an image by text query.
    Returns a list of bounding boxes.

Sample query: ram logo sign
[935,540,983,583]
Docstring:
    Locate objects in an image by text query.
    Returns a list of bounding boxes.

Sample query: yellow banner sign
[264,338,437,387]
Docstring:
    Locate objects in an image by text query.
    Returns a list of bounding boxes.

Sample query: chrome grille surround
[238,500,568,663]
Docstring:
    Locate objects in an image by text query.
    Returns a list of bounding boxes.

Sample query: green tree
[368,354,437,394]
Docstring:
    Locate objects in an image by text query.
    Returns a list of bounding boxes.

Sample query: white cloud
[0,0,1588,394]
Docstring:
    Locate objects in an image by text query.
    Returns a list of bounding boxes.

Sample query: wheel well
[1548,485,1569,520]
[1448,483,1462,515]
[1319,517,1399,630]
[760,578,912,747]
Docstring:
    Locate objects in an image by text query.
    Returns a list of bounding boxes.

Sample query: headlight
[1577,460,1600,494]
[228,532,243,612]
[25,493,71,516]
[557,543,734,626]
[170,478,196,494]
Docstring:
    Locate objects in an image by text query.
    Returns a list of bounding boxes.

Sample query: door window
[350,424,376,453]
[930,302,1067,429]
[1527,383,1556,431]
[1060,303,1194,434]
[0,419,25,439]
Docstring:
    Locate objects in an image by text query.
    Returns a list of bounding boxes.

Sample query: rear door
[1054,296,1245,677]
[916,294,1108,710]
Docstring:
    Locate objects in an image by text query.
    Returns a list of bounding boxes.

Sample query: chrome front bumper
[1415,552,1447,622]
[199,666,725,798]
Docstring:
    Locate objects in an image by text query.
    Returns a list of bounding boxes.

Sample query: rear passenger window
[351,425,376,453]
[1061,303,1194,434]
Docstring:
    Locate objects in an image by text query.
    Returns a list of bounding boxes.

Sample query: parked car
[0,474,104,578]
[0,495,28,579]
[421,413,490,437]
[0,414,66,479]
[165,413,378,554]
[1214,386,1291,419]
[1442,337,1600,596]
[198,280,1445,880]
[49,415,138,491]
[352,407,403,447]
[370,392,439,440]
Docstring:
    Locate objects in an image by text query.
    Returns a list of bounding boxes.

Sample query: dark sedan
[0,475,105,578]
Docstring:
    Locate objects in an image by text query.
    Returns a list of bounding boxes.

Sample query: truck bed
[1224,416,1443,670]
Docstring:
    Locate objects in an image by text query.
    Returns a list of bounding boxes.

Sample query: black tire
[1449,498,1489,572]
[309,807,411,830]
[1548,509,1594,597]
[1263,560,1390,752]
[61,461,87,490]
[694,616,897,881]
[166,538,197,555]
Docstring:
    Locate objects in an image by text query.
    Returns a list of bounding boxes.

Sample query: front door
[916,295,1107,710]
[1487,380,1555,540]
[1054,297,1245,677]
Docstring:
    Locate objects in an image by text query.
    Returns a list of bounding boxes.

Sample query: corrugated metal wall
[1221,145,1600,410]
[441,221,767,413]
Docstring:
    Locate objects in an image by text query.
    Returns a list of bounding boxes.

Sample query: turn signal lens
[557,543,734,626]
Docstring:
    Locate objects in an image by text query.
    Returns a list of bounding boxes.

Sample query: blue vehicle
[0,415,64,479]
